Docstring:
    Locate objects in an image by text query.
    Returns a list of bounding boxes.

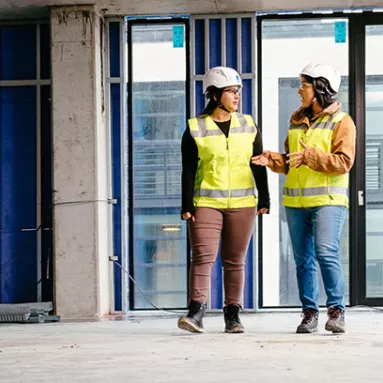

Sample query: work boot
[325,307,345,333]
[178,300,206,333]
[223,304,245,333]
[296,308,319,333]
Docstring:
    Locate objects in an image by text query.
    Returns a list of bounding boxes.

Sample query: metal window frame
[349,13,383,307]
[105,18,128,314]
[104,10,383,312]
[257,10,383,309]
[257,12,353,309]
[126,16,190,311]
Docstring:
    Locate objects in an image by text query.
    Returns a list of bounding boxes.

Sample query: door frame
[350,13,383,306]
[257,11,383,308]
[126,17,191,310]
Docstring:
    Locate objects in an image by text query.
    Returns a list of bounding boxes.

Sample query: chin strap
[218,104,234,113]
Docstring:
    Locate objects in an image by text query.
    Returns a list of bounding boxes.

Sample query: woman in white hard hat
[178,66,270,334]
[252,62,356,334]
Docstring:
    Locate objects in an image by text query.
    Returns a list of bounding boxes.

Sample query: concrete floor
[0,309,383,382]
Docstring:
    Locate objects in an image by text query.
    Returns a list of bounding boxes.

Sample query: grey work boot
[296,309,319,333]
[178,300,206,333]
[325,307,345,333]
[223,304,245,333]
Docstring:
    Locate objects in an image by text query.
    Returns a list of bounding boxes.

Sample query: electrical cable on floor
[112,260,184,315]
[0,215,183,316]
[114,259,383,315]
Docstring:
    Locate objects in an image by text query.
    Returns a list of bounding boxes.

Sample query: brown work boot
[223,304,245,333]
[325,307,345,333]
[178,300,206,333]
[296,308,319,333]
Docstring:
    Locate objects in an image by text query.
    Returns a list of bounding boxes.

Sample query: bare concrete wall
[51,5,110,318]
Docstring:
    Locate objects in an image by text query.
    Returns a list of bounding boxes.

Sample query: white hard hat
[300,62,341,93]
[203,67,242,94]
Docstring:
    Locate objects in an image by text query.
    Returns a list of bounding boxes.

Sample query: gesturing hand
[286,140,307,168]
[182,212,195,222]
[251,150,271,166]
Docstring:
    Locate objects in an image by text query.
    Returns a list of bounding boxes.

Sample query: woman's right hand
[251,150,271,166]
[182,212,195,222]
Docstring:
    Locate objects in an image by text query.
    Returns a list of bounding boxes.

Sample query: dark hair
[304,75,337,109]
[201,86,224,115]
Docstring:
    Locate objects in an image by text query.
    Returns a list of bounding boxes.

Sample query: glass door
[259,12,383,308]
[358,18,383,305]
[259,16,350,307]
[127,19,189,309]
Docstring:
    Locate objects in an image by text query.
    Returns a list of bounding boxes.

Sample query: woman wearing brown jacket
[253,62,356,334]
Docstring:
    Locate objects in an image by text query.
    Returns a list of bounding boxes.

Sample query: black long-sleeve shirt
[181,119,270,216]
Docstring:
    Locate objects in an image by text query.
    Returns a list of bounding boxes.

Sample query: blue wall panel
[0,87,37,303]
[195,81,204,116]
[194,20,205,75]
[225,19,238,70]
[241,18,252,74]
[0,25,36,81]
[243,238,253,308]
[211,240,253,309]
[209,19,222,68]
[210,248,223,309]
[242,79,252,115]
[193,16,255,309]
[111,84,122,311]
[109,22,121,78]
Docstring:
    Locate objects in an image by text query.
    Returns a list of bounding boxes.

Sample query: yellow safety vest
[283,111,349,208]
[188,112,258,209]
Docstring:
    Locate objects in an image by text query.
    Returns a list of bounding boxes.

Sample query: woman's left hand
[257,208,269,215]
[286,140,307,168]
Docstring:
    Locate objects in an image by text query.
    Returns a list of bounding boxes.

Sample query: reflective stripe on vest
[283,110,349,208]
[190,115,256,138]
[288,116,341,131]
[189,112,258,209]
[194,187,256,198]
[283,186,348,197]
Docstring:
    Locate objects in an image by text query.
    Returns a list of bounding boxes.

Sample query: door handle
[358,190,364,206]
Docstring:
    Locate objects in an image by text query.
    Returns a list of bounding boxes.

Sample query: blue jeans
[285,206,346,311]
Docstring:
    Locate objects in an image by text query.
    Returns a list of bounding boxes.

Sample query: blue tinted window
[195,81,204,116]
[209,19,222,68]
[0,25,37,80]
[109,23,120,78]
[226,19,238,70]
[0,86,37,303]
[241,18,252,74]
[195,20,205,75]
[242,79,252,115]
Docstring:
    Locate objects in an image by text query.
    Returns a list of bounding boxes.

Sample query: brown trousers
[187,207,256,306]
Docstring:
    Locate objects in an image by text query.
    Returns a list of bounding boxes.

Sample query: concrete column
[51,5,110,318]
